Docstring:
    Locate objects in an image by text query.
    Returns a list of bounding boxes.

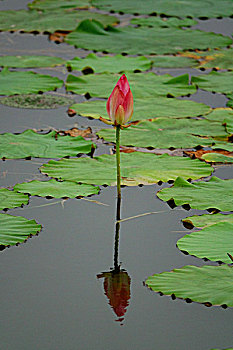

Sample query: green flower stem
[116,125,121,200]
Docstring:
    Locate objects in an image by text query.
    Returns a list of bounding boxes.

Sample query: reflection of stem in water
[114,194,121,272]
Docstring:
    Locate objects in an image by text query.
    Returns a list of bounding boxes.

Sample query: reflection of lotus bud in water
[97,270,131,324]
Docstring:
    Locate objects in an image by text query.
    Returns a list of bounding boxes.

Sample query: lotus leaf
[146,265,233,307]
[183,213,233,228]
[14,179,99,198]
[28,0,90,10]
[0,55,65,68]
[97,118,226,149]
[92,0,233,18]
[0,69,63,95]
[66,72,196,98]
[69,98,210,122]
[157,176,233,211]
[131,17,197,28]
[40,153,213,186]
[198,48,233,70]
[191,72,233,95]
[151,55,198,68]
[0,188,29,210]
[204,108,233,122]
[177,222,233,264]
[0,129,94,159]
[0,213,41,247]
[67,54,151,73]
[0,9,118,33]
[65,20,232,55]
[201,153,233,163]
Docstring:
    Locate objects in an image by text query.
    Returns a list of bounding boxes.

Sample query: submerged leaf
[0,94,74,109]
[146,265,233,307]
[0,213,41,247]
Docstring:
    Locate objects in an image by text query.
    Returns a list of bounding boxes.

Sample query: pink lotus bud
[106,74,133,126]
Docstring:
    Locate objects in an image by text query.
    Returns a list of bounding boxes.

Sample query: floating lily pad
[40,153,213,186]
[66,72,196,98]
[198,48,233,70]
[0,69,63,96]
[212,141,233,152]
[157,176,233,212]
[146,265,233,307]
[0,213,41,247]
[0,94,74,109]
[14,179,99,198]
[0,9,118,33]
[92,0,233,18]
[65,20,232,55]
[183,213,233,228]
[191,72,233,95]
[0,188,29,210]
[131,17,197,28]
[201,152,233,163]
[97,118,226,149]
[204,108,233,122]
[28,0,90,10]
[69,98,210,122]
[67,54,151,73]
[151,55,198,68]
[226,93,233,108]
[0,55,65,68]
[177,222,233,264]
[0,129,94,159]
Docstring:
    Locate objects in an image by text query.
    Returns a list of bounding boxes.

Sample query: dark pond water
[0,1,233,349]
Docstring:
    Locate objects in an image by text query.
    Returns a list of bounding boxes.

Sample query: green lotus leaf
[199,48,233,70]
[65,20,232,55]
[145,265,233,307]
[28,0,90,10]
[0,9,118,33]
[0,129,94,159]
[0,213,41,247]
[0,94,74,109]
[201,153,233,163]
[151,55,199,68]
[14,179,99,198]
[131,17,197,28]
[204,108,233,122]
[97,118,226,149]
[69,98,210,122]
[0,55,65,68]
[0,188,29,210]
[92,0,233,18]
[157,176,233,211]
[66,72,196,98]
[226,93,233,108]
[40,153,213,186]
[191,71,233,95]
[177,222,233,264]
[0,69,63,96]
[67,53,151,73]
[183,213,233,228]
